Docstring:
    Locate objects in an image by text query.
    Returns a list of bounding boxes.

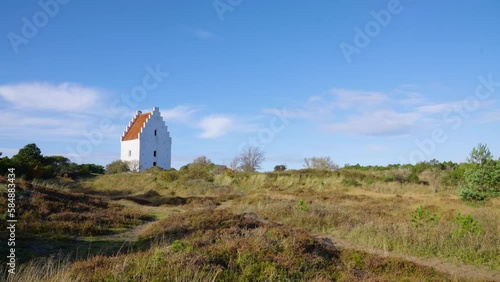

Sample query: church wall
[120,139,140,171]
[138,107,172,171]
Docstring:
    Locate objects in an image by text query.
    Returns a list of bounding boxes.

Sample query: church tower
[121,107,172,171]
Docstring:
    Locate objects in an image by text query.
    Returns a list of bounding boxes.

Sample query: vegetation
[460,143,500,202]
[0,177,151,239]
[0,144,104,180]
[304,156,339,171]
[1,143,499,281]
[273,164,287,172]
[105,160,130,174]
[231,146,265,172]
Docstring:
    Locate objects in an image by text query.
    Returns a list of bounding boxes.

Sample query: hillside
[1,167,499,281]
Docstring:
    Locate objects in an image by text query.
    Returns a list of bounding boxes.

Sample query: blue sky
[1,0,499,171]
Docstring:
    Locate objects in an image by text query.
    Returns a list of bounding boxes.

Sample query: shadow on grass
[0,234,156,265]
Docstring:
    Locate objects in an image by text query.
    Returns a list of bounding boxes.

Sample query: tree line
[2,143,498,202]
[0,143,104,180]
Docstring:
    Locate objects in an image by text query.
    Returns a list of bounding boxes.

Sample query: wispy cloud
[0,81,114,144]
[0,109,103,140]
[263,86,498,137]
[161,105,202,123]
[331,88,389,110]
[198,115,233,138]
[193,29,214,40]
[326,110,419,136]
[0,82,105,112]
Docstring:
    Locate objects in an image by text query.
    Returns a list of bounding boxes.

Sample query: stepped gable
[121,111,151,141]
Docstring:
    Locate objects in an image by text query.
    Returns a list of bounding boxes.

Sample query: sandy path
[314,235,500,282]
[95,198,500,281]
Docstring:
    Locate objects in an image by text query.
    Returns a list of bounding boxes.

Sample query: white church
[120,107,172,172]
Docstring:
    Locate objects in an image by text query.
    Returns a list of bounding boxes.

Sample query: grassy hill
[0,167,499,281]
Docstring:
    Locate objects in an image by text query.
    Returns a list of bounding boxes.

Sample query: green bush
[410,205,439,227]
[452,213,483,237]
[170,240,193,253]
[460,161,500,201]
[274,164,287,171]
[459,144,500,202]
[297,199,309,211]
[441,163,469,187]
[105,160,130,174]
[459,189,488,202]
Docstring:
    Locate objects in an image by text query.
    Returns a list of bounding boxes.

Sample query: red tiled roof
[122,112,151,141]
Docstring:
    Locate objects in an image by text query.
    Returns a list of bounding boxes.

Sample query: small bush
[170,240,193,253]
[452,213,483,237]
[274,165,287,172]
[460,160,500,202]
[410,206,439,227]
[304,156,339,171]
[297,199,309,211]
[459,189,488,202]
[105,160,130,174]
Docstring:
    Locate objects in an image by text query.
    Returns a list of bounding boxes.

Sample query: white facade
[120,107,172,171]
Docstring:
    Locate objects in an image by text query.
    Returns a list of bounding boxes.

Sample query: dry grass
[0,177,152,238]
[2,168,497,281]
[217,172,500,270]
[3,208,454,281]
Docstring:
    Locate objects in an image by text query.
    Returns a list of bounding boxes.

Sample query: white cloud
[161,105,202,123]
[199,115,233,138]
[327,110,419,136]
[0,110,99,142]
[263,87,455,136]
[0,82,104,112]
[397,91,427,106]
[331,88,390,110]
[416,102,456,114]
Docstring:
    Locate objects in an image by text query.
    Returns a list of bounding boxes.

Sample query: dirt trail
[314,235,500,282]
[78,199,175,242]
[96,219,159,242]
[221,199,500,281]
[97,199,500,281]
